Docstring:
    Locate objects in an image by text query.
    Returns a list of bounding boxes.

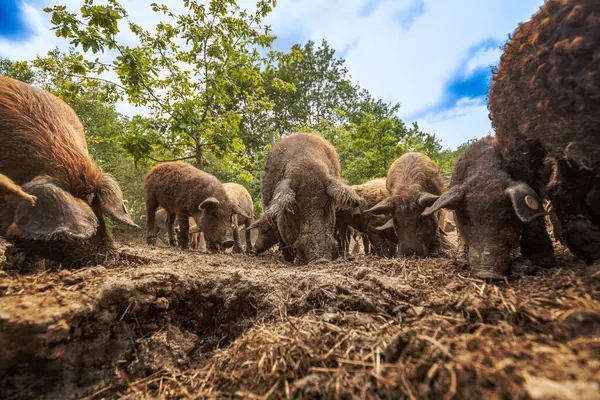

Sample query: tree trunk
[195,143,203,170]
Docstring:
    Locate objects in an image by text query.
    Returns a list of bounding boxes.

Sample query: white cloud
[415,100,492,149]
[266,0,545,147]
[0,0,546,149]
[464,47,502,78]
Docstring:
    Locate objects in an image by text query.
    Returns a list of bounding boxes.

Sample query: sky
[0,0,544,150]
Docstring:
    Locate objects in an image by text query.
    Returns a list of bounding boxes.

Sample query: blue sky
[0,0,544,149]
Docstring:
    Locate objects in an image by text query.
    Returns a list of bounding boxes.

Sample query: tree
[435,138,478,173]
[259,39,359,138]
[0,57,36,84]
[40,0,280,169]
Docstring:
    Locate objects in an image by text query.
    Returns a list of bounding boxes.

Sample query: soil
[0,231,599,399]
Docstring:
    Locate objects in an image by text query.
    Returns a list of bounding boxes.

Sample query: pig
[422,137,550,280]
[488,0,600,262]
[0,76,138,268]
[171,213,205,251]
[336,178,398,257]
[154,208,200,248]
[248,132,365,264]
[365,152,450,257]
[144,162,250,250]
[189,182,253,253]
[223,182,254,253]
[154,208,175,246]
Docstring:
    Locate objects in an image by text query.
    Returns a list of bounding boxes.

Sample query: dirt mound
[1,238,599,399]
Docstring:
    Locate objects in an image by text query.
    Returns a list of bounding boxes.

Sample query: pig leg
[244,219,253,252]
[190,232,198,250]
[339,229,349,257]
[157,229,169,245]
[232,227,243,253]
[501,135,556,267]
[146,198,159,246]
[365,229,386,257]
[167,212,177,247]
[198,232,207,252]
[362,233,370,255]
[155,219,168,245]
[352,232,360,255]
[549,160,600,262]
[386,239,398,258]
[520,218,556,267]
[279,240,294,262]
[177,215,190,250]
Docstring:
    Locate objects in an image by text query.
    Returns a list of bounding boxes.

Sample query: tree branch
[147,155,196,162]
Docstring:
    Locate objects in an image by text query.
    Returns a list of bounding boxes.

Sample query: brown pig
[365,152,449,257]
[223,182,254,253]
[186,182,253,253]
[144,162,250,250]
[422,137,550,280]
[154,208,179,247]
[0,77,137,268]
[155,209,205,249]
[336,178,398,257]
[488,0,600,262]
[249,132,365,264]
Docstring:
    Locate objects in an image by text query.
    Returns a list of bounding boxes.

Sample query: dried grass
[1,237,599,399]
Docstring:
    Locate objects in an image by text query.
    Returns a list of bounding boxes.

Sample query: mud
[0,233,598,399]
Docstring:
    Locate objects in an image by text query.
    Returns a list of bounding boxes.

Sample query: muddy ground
[0,231,599,400]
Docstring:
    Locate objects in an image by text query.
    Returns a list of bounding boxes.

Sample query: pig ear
[199,197,220,210]
[98,174,140,228]
[327,179,366,210]
[375,218,394,231]
[232,204,251,219]
[6,177,99,241]
[264,179,296,223]
[365,198,394,215]
[422,186,464,216]
[505,182,547,223]
[417,192,440,208]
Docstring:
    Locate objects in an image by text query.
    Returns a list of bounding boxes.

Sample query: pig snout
[397,243,428,258]
[221,238,235,249]
[468,247,511,280]
[294,234,338,265]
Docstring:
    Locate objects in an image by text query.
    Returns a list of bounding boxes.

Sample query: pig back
[144,162,229,215]
[0,77,100,194]
[387,152,443,195]
[223,182,254,219]
[261,132,341,208]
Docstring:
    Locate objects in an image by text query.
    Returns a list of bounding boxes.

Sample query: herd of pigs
[0,0,599,282]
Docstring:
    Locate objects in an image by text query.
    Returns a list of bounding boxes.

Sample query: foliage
[41,0,282,169]
[0,57,36,84]
[435,138,478,173]
[260,39,358,137]
[247,39,447,185]
[2,0,474,224]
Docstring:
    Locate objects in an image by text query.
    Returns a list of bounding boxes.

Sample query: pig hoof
[310,258,331,265]
[564,216,600,262]
[528,252,556,268]
[472,268,505,281]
